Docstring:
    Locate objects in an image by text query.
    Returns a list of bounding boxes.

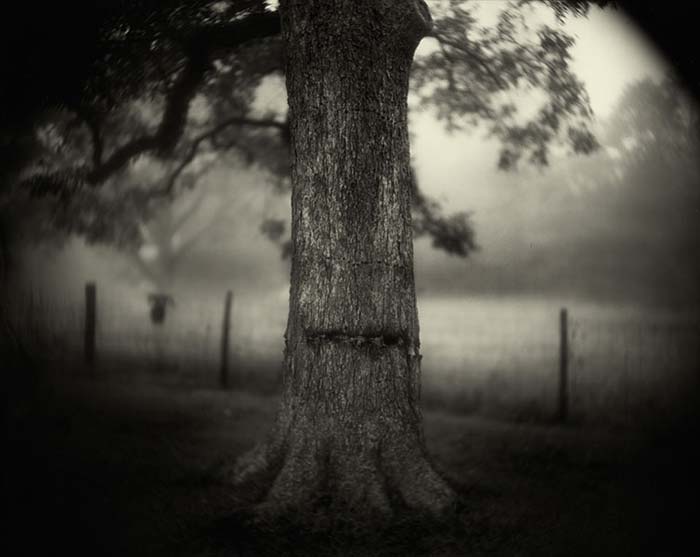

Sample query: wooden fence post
[84,282,96,369]
[558,307,569,423]
[220,290,233,388]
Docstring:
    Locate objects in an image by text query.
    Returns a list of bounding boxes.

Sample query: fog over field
[5,3,699,423]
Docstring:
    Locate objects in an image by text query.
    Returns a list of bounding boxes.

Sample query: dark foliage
[1,1,613,267]
[411,0,601,170]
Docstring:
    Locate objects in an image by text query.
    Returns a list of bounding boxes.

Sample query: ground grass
[6,363,700,557]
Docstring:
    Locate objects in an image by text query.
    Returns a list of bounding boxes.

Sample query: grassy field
[7,288,699,425]
[6,365,700,556]
[417,296,700,425]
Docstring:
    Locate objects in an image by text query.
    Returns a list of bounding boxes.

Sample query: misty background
[10,6,697,302]
[4,3,699,422]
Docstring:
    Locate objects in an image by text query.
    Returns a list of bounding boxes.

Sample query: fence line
[84,282,96,369]
[220,290,233,389]
[558,307,569,423]
[5,286,699,423]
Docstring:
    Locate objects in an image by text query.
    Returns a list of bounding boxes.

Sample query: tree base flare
[228,426,457,527]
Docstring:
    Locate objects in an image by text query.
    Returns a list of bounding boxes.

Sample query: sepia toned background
[4,3,698,425]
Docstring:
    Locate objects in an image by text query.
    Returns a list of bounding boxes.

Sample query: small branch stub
[370,0,434,52]
[391,0,434,52]
[413,0,433,35]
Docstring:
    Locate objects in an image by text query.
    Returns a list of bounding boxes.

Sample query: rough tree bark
[233,0,455,520]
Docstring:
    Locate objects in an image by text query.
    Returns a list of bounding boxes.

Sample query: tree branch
[68,104,104,168]
[83,11,282,186]
[188,12,281,53]
[160,116,287,195]
[172,185,209,233]
[431,32,508,91]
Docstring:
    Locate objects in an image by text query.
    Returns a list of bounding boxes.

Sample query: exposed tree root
[229,422,457,529]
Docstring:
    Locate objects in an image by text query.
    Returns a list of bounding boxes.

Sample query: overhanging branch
[431,32,508,91]
[160,116,288,195]
[83,11,282,186]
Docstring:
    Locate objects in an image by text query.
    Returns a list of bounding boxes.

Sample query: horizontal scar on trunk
[304,330,415,348]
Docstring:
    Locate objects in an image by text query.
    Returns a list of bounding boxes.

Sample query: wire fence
[418,297,700,424]
[5,286,699,424]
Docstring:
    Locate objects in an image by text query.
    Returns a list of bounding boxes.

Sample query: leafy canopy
[1,0,609,262]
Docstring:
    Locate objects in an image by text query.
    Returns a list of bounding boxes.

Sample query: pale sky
[410,3,673,277]
[566,6,667,118]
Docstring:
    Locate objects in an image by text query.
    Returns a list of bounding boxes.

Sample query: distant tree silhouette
[508,77,700,306]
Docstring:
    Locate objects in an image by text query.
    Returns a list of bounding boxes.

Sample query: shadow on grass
[6,355,700,557]
[199,500,487,557]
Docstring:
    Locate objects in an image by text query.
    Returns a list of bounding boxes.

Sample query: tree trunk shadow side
[222,0,457,529]
[228,342,457,526]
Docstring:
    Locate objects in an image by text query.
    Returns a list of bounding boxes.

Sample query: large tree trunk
[233,0,455,520]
